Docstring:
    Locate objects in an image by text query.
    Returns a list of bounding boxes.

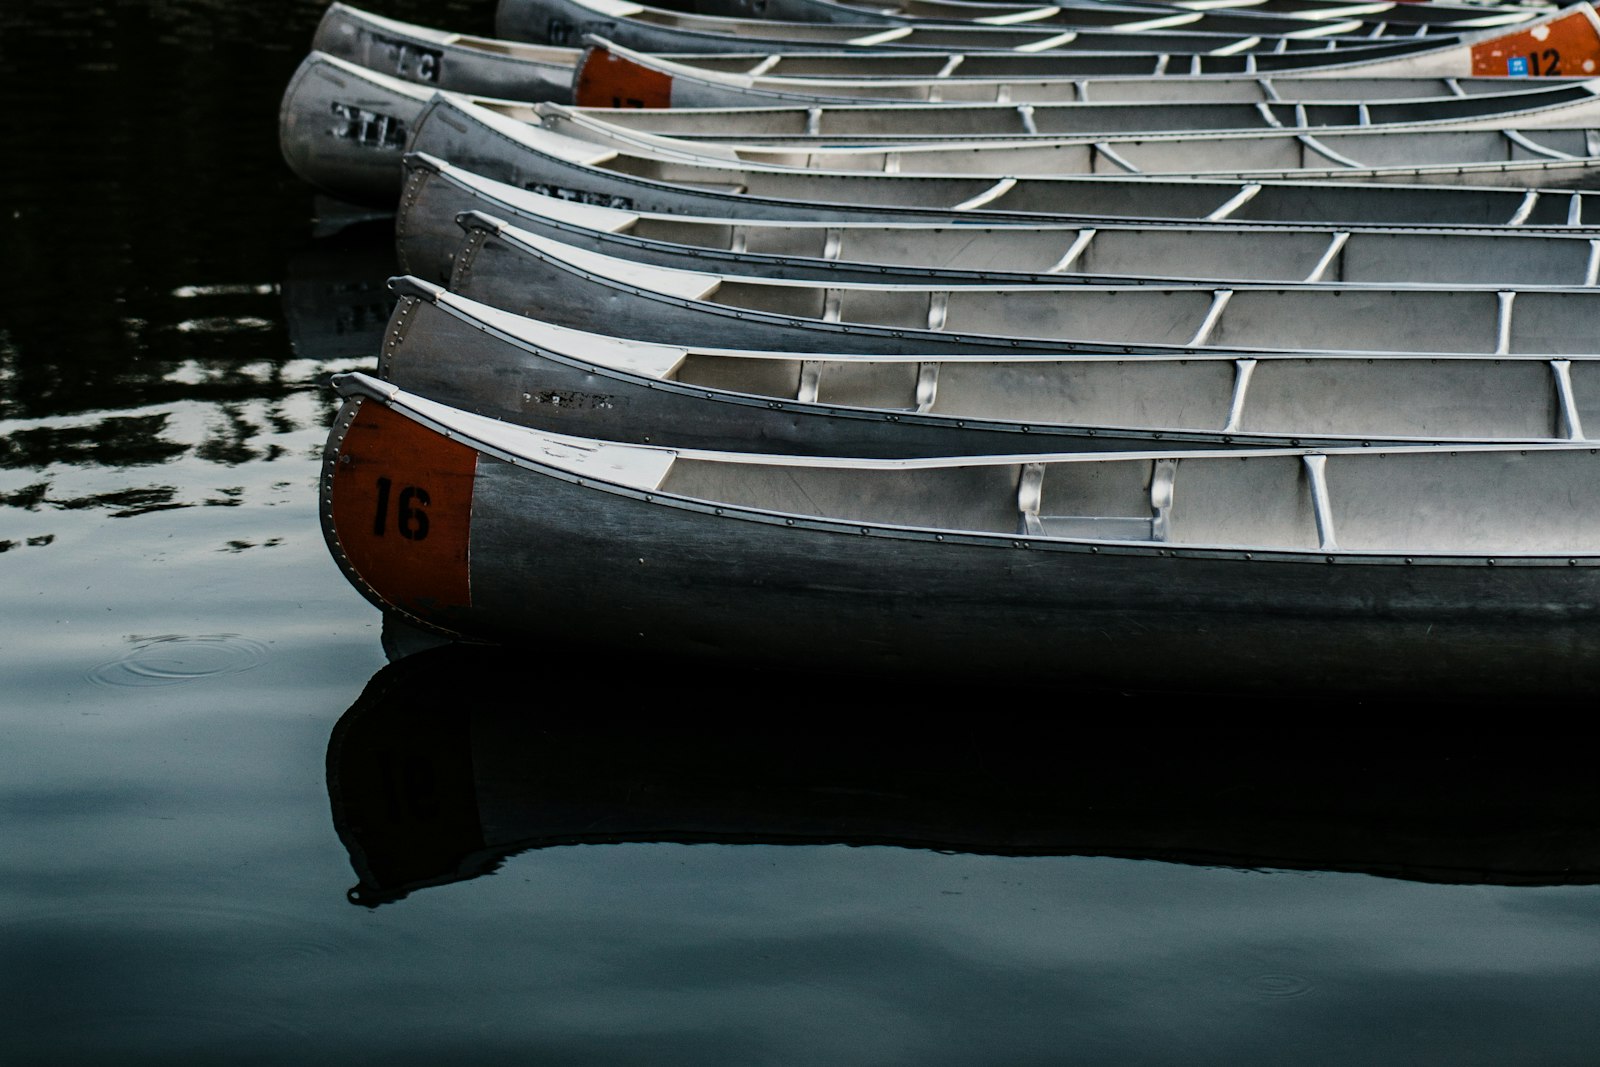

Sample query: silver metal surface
[376,280,1600,457]
[320,377,1600,694]
[396,154,1600,291]
[493,0,1448,56]
[550,84,1600,141]
[449,220,1600,361]
[395,93,1600,230]
[590,38,1589,107]
[312,3,576,101]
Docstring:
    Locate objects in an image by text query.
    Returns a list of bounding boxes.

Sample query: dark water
[5,2,1600,1062]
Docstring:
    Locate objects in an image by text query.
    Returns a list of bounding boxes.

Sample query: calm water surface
[4,2,1600,1062]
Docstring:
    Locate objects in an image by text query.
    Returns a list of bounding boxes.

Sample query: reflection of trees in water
[0,1,448,558]
[0,0,441,425]
[265,401,298,437]
[1,415,187,469]
[1,483,49,510]
[0,393,355,557]
[0,534,54,554]
[48,485,186,517]
[0,188,401,556]
[196,404,262,467]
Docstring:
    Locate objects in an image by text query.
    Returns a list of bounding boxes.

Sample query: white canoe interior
[522,0,1387,50]
[538,105,1600,180]
[343,375,1600,556]
[488,224,1600,358]
[308,5,1564,109]
[591,37,1569,103]
[420,155,1600,286]
[550,87,1600,139]
[427,95,1600,224]
[429,287,1600,443]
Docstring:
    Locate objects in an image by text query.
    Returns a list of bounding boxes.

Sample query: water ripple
[88,634,269,688]
[1247,972,1314,999]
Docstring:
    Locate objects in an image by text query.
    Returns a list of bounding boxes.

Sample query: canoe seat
[1018,459,1177,542]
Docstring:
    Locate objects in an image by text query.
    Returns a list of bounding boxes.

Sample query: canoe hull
[312,3,577,102]
[279,53,430,205]
[320,395,1600,696]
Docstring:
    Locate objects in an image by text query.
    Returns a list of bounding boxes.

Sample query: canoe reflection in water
[328,641,1600,908]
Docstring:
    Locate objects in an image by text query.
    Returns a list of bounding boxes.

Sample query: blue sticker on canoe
[1507,55,1530,76]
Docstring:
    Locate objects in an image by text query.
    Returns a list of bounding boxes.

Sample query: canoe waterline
[393,93,1600,229]
[307,5,1600,108]
[496,0,1596,63]
[380,276,1600,458]
[535,105,1600,187]
[397,153,1600,288]
[445,217,1600,361]
[320,374,1600,694]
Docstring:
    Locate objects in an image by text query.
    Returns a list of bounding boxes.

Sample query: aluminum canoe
[496,0,1591,60]
[396,153,1600,289]
[320,373,1600,693]
[653,0,1542,34]
[399,91,1600,226]
[275,50,1600,206]
[535,102,1600,187]
[576,39,1598,104]
[446,213,1600,364]
[396,152,1600,288]
[495,0,1431,54]
[305,6,1600,115]
[380,275,1600,456]
[577,0,1530,39]
[303,5,1600,108]
[547,86,1600,141]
